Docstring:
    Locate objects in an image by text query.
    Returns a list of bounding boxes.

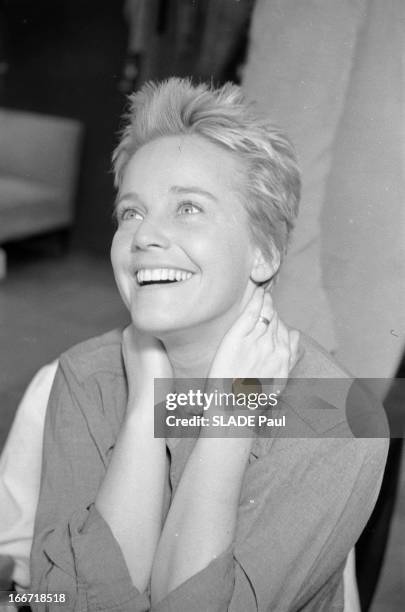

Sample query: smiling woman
[111,134,266,336]
[29,78,388,612]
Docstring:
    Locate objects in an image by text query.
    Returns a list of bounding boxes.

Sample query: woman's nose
[130,217,171,251]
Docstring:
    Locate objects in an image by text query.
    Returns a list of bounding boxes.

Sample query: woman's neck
[160,319,230,380]
[158,285,254,379]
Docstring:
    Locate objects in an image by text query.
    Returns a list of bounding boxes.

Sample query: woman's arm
[151,436,388,612]
[152,289,299,604]
[95,325,172,592]
[95,391,166,592]
[30,351,149,611]
[151,428,252,603]
[31,328,172,611]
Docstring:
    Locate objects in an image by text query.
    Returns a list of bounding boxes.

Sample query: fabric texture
[242,0,405,379]
[30,329,388,611]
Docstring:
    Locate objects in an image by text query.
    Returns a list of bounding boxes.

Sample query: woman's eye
[119,207,143,222]
[178,202,201,215]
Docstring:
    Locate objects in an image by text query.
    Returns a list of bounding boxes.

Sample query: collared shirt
[30,329,388,611]
[0,360,58,587]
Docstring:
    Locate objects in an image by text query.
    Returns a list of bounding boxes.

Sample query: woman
[30,78,387,611]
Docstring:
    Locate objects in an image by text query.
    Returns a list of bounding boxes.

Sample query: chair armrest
[0,108,83,209]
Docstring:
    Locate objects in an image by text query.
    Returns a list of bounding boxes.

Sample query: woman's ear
[250,245,280,284]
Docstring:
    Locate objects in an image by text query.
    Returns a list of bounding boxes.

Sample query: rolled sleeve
[152,548,236,612]
[39,505,148,611]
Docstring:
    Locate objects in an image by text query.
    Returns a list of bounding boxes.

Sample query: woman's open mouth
[136,268,194,287]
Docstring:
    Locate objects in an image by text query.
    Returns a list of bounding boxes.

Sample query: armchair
[0,108,83,278]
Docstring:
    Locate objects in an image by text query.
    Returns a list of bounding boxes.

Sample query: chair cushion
[0,175,70,242]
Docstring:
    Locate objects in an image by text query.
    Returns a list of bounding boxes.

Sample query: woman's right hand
[122,324,173,407]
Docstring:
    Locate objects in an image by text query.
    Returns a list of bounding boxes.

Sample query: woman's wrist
[128,376,173,408]
[125,393,161,440]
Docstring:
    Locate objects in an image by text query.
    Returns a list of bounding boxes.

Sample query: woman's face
[111,134,262,337]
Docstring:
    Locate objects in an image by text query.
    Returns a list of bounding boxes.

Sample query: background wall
[1,0,128,255]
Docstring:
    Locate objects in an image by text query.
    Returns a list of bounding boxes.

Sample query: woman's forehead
[121,134,246,196]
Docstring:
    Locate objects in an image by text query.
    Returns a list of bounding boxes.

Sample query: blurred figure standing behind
[242,1,404,610]
[242,0,404,380]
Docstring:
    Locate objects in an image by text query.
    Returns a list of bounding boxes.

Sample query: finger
[121,325,137,377]
[265,313,290,379]
[275,315,290,348]
[238,281,259,313]
[253,291,275,337]
[232,286,265,336]
[264,304,280,346]
[272,322,296,384]
[288,330,301,372]
[122,324,135,351]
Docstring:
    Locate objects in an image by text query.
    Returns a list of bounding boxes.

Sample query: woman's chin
[130,314,186,337]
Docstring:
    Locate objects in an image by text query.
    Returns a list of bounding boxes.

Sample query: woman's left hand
[122,324,173,408]
[208,287,300,380]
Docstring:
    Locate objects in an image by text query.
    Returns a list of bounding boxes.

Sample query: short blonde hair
[113,78,300,261]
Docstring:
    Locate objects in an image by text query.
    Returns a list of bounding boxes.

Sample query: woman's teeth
[136,268,193,285]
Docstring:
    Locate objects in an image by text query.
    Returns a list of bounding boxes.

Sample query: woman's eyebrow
[170,185,218,202]
[116,191,144,206]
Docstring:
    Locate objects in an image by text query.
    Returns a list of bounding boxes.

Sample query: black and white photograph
[0,1,403,611]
